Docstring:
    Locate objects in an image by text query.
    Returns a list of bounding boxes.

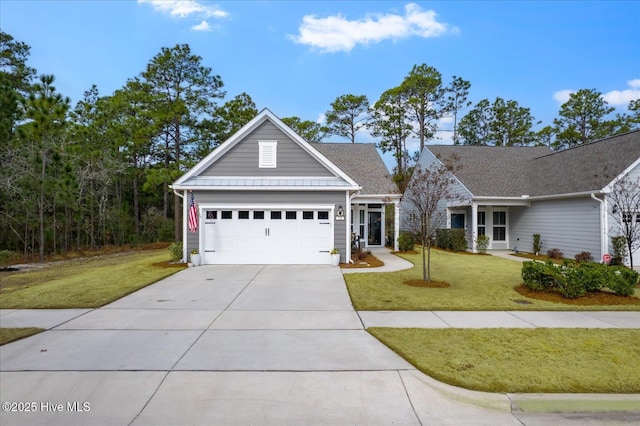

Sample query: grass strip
[0,328,44,345]
[369,327,640,393]
[344,248,639,311]
[0,250,185,308]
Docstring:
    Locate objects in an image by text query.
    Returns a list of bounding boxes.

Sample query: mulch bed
[152,262,188,269]
[514,284,640,305]
[404,279,450,288]
[340,253,384,269]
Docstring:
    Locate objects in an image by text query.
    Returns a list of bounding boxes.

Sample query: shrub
[559,267,588,299]
[435,229,451,250]
[450,229,468,252]
[610,236,627,265]
[521,259,638,299]
[398,232,416,252]
[475,235,490,254]
[0,250,19,269]
[521,261,560,292]
[547,248,564,259]
[532,233,542,255]
[168,242,183,262]
[606,267,639,297]
[574,251,594,263]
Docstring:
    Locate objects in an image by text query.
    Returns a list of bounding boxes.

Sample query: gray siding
[201,121,333,177]
[510,197,601,259]
[187,190,348,262]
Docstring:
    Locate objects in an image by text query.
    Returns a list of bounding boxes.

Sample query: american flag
[188,192,198,233]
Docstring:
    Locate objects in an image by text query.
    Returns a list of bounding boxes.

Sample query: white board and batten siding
[510,196,602,260]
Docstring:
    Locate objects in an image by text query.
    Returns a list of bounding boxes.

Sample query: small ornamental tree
[608,176,640,268]
[403,158,461,282]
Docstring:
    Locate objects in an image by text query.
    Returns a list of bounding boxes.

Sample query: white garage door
[201,207,333,264]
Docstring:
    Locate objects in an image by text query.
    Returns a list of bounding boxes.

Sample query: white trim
[602,157,640,193]
[172,185,360,191]
[173,108,360,188]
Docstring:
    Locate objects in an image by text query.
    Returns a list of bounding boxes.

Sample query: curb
[508,393,640,413]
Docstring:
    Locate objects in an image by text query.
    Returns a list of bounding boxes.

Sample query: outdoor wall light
[337,204,344,217]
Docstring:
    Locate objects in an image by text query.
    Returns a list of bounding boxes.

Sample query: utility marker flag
[188,192,198,233]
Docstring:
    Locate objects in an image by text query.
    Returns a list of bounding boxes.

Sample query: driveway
[0,265,580,425]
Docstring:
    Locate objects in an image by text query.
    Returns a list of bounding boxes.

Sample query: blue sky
[2,0,639,168]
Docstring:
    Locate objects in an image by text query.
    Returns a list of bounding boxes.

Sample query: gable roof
[424,129,640,198]
[172,109,359,191]
[528,130,640,196]
[311,143,399,196]
[427,145,551,197]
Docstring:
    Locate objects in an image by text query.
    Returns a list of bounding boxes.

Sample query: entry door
[368,211,382,245]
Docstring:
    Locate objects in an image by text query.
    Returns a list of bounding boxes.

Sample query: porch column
[394,200,400,251]
[471,202,478,253]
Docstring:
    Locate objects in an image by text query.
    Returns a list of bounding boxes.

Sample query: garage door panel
[202,208,332,265]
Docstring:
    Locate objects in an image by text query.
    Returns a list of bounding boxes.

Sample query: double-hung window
[492,211,506,241]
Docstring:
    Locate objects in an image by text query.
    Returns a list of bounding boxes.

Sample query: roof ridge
[533,128,640,159]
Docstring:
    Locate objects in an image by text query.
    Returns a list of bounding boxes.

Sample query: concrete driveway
[0,264,532,425]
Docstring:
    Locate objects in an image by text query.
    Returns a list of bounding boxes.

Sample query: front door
[368,211,382,245]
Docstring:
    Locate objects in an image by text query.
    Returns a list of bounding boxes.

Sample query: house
[401,130,640,266]
[171,109,400,265]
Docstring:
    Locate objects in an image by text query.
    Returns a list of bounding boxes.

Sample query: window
[253,211,264,219]
[206,211,217,220]
[492,211,506,241]
[258,140,277,168]
[318,211,329,220]
[359,210,365,239]
[221,211,232,219]
[271,211,282,220]
[477,211,486,236]
[286,211,297,220]
[239,211,249,219]
[622,212,640,223]
[302,211,314,220]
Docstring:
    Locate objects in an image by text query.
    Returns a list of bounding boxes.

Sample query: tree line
[1,31,638,260]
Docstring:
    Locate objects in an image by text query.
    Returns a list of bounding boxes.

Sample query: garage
[200,206,334,264]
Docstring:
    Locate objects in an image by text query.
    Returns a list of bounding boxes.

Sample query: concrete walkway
[1,263,639,425]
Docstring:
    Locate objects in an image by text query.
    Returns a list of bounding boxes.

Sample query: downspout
[173,188,187,262]
[348,190,361,264]
[591,193,607,262]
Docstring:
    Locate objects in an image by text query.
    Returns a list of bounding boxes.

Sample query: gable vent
[259,140,277,168]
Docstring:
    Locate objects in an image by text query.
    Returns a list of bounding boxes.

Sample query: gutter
[591,193,608,261]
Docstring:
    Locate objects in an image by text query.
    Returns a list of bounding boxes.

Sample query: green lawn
[369,328,640,393]
[0,250,185,308]
[344,248,640,311]
[0,328,44,345]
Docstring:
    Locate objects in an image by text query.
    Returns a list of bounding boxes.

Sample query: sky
[2,0,639,169]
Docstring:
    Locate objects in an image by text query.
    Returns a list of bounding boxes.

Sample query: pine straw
[515,284,640,305]
[404,279,450,288]
[340,253,384,268]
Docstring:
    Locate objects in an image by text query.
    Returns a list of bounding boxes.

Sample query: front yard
[344,248,640,311]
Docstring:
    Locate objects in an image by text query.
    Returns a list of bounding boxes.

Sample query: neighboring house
[401,130,640,267]
[171,109,400,265]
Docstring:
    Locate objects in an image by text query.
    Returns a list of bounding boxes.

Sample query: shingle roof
[424,129,640,197]
[312,143,399,195]
[527,130,640,196]
[427,145,551,197]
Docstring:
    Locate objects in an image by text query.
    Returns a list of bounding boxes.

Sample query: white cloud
[289,3,453,53]
[553,89,574,104]
[316,113,326,124]
[602,79,640,106]
[191,20,211,32]
[138,0,228,19]
[553,79,640,107]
